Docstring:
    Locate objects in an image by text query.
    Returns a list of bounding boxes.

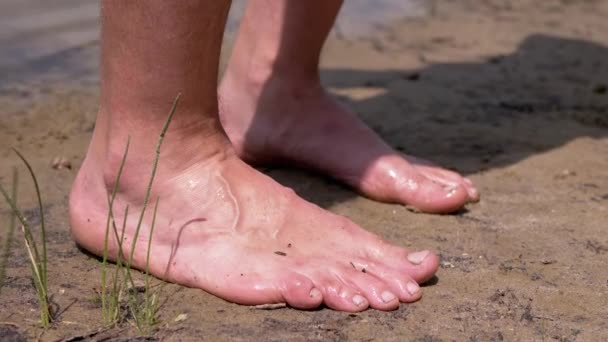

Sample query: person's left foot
[218,72,479,214]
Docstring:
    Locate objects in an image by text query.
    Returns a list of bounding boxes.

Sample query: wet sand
[1,0,607,340]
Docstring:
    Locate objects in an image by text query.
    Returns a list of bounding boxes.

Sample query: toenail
[352,295,366,306]
[407,250,430,265]
[381,291,396,303]
[309,288,321,298]
[464,178,473,186]
[406,282,420,295]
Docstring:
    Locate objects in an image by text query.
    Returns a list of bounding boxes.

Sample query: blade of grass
[20,224,44,294]
[106,199,142,326]
[97,93,180,330]
[130,94,179,333]
[120,94,179,334]
[0,182,47,312]
[0,167,18,296]
[126,94,180,269]
[0,184,41,272]
[109,204,129,323]
[105,197,142,325]
[12,148,47,289]
[107,196,138,292]
[101,136,130,323]
[144,197,160,325]
[0,160,50,327]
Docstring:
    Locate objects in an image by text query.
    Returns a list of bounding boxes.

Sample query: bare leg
[70,0,439,312]
[220,0,479,214]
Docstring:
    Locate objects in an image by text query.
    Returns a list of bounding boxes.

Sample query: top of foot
[219,75,479,214]
[70,142,439,312]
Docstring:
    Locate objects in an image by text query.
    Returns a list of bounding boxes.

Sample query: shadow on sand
[256,34,607,209]
[1,34,606,211]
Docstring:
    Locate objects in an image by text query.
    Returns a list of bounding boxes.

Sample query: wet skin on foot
[77,0,442,313]
[70,144,439,312]
[218,76,479,214]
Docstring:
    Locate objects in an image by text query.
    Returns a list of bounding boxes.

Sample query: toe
[363,244,440,284]
[384,272,423,303]
[282,272,324,309]
[344,268,400,310]
[402,250,440,283]
[363,155,470,213]
[316,276,370,312]
[463,178,480,202]
[400,174,470,213]
[415,166,480,203]
[352,262,424,303]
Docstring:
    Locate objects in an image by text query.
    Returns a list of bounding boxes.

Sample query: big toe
[403,250,440,283]
[364,246,440,284]
[363,156,471,213]
[403,176,469,214]
[414,164,480,203]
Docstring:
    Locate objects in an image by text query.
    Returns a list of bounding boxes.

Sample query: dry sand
[1,0,607,340]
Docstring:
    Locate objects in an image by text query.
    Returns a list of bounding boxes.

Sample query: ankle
[222,62,323,104]
[224,46,321,95]
[89,109,232,197]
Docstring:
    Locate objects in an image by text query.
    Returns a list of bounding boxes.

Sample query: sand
[1,0,607,340]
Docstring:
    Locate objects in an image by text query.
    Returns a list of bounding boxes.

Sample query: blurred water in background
[226,0,433,39]
[0,0,432,69]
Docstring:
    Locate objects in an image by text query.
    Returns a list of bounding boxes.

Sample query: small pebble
[174,313,188,322]
[440,261,455,268]
[51,156,71,170]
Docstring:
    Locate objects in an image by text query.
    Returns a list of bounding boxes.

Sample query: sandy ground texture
[1,0,608,341]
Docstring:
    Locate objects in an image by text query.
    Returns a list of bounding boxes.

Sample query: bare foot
[70,127,439,312]
[219,74,479,214]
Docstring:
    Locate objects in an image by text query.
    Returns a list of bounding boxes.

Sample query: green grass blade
[107,196,138,290]
[101,137,130,323]
[107,199,139,314]
[0,167,18,296]
[12,148,47,288]
[21,223,50,326]
[127,94,180,269]
[0,161,50,327]
[106,204,128,324]
[144,197,159,325]
[128,93,179,333]
[0,183,41,267]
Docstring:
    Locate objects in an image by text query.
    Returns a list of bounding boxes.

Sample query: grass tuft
[0,93,180,333]
[0,153,51,327]
[100,93,180,333]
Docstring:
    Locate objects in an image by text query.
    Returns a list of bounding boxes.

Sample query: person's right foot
[70,127,439,312]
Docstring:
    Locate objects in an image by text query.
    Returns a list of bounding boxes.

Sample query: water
[226,0,433,39]
[0,0,433,86]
